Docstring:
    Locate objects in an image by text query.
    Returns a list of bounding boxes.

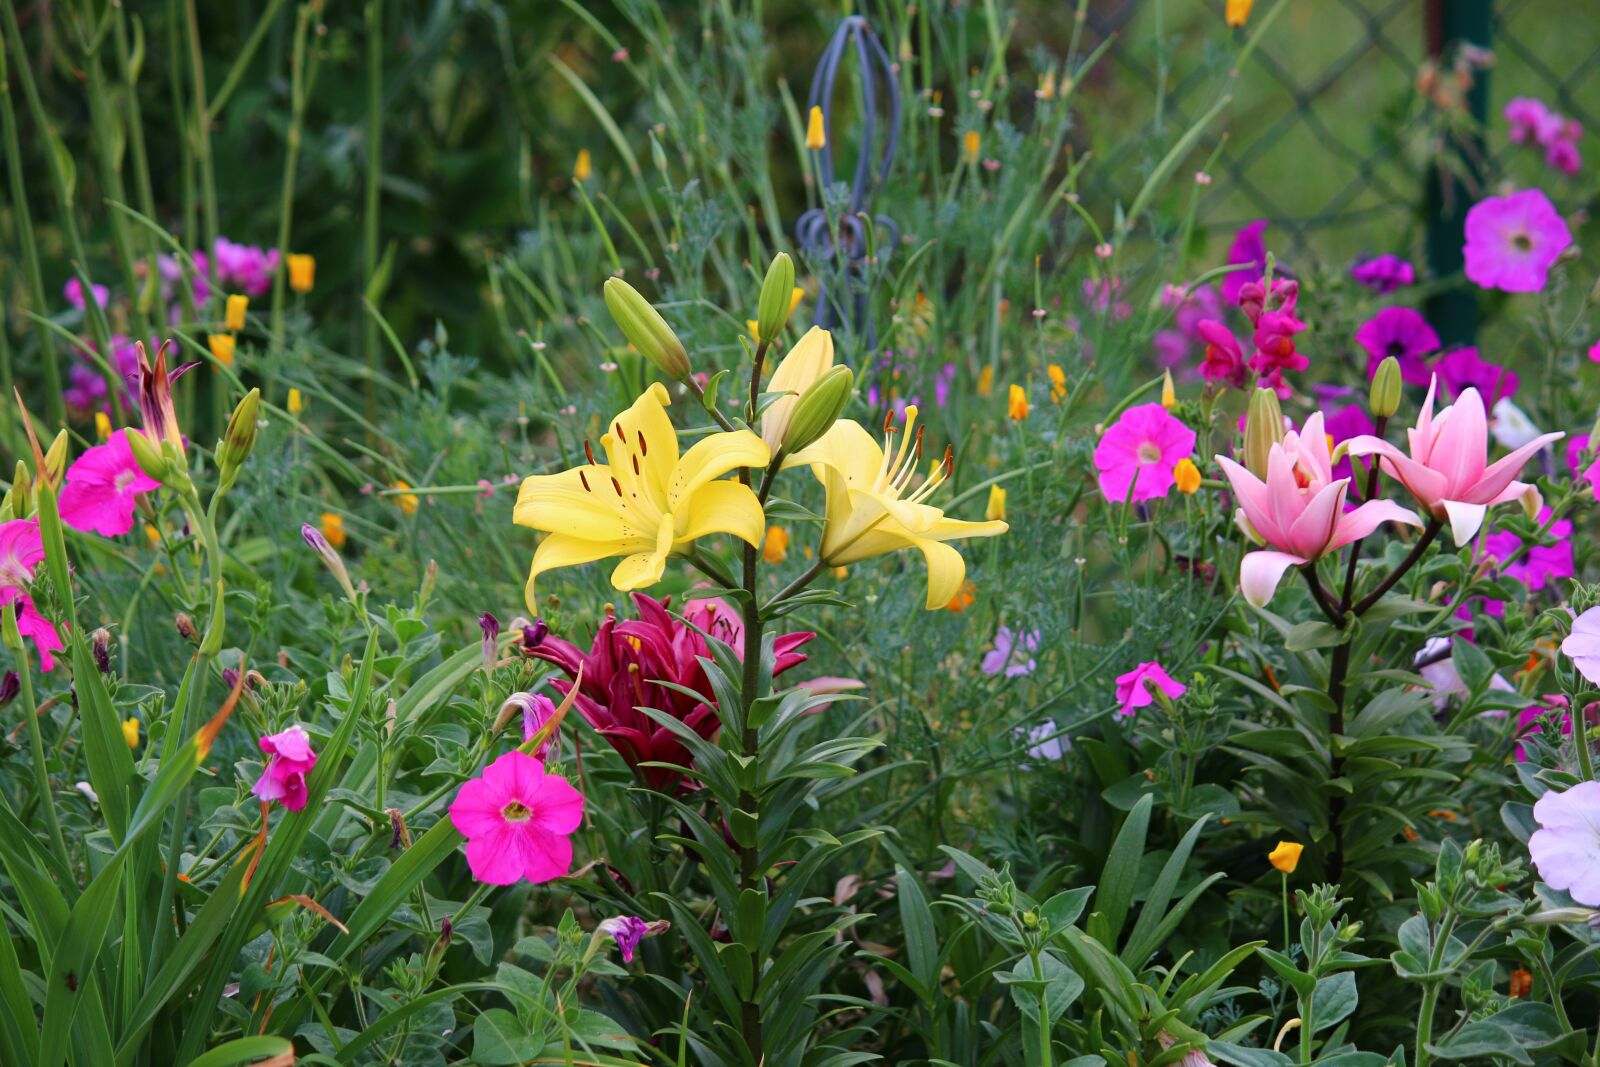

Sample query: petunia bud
[478,611,500,674]
[1243,387,1284,480]
[1370,356,1402,419]
[782,365,854,455]
[302,523,358,603]
[756,252,797,344]
[127,430,170,482]
[216,389,261,489]
[1521,485,1543,521]
[91,628,113,674]
[175,613,198,643]
[602,278,691,380]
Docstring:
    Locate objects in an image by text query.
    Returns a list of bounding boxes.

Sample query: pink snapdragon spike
[1462,189,1572,293]
[1561,607,1600,686]
[1344,379,1563,546]
[1094,403,1197,504]
[1114,662,1186,717]
[1197,321,1248,389]
[448,749,584,885]
[1216,411,1423,607]
[58,430,163,537]
[251,724,319,811]
[1528,780,1600,907]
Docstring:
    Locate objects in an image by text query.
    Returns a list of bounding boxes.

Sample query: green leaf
[896,866,939,996]
[1002,952,1083,1026]
[182,1036,296,1067]
[1123,815,1210,966]
[1089,793,1151,946]
[472,1007,545,1065]
[1285,620,1345,652]
[1426,1020,1533,1065]
[1311,971,1358,1032]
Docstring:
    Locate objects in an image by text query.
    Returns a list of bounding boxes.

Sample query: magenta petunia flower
[1114,662,1186,717]
[212,237,281,298]
[982,625,1039,677]
[1094,403,1197,504]
[1349,254,1416,294]
[1483,508,1573,592]
[251,724,319,811]
[1505,97,1551,144]
[1562,607,1600,685]
[1514,698,1583,762]
[58,430,163,537]
[0,518,44,591]
[1221,220,1270,304]
[1589,340,1600,364]
[1324,403,1375,485]
[1355,307,1439,385]
[1463,189,1572,293]
[64,277,110,311]
[1528,780,1600,906]
[1566,435,1600,494]
[1434,346,1519,403]
[448,749,584,886]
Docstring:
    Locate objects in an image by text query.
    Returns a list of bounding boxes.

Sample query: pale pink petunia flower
[1562,607,1600,686]
[1114,662,1186,717]
[1462,189,1572,293]
[1345,378,1562,546]
[251,724,319,811]
[1529,780,1600,907]
[58,430,163,537]
[448,749,584,885]
[1094,403,1197,504]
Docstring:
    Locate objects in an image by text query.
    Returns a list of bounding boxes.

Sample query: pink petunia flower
[448,749,584,885]
[58,430,163,537]
[1349,254,1416,294]
[1528,780,1600,906]
[0,518,44,590]
[1562,607,1600,686]
[1463,189,1572,293]
[212,237,281,298]
[1216,411,1422,606]
[1434,346,1519,403]
[1221,220,1270,304]
[1346,379,1562,545]
[982,625,1040,677]
[1505,97,1551,143]
[1566,436,1600,494]
[64,277,110,311]
[1094,403,1197,504]
[1483,508,1572,592]
[1355,307,1439,385]
[251,724,319,811]
[1114,661,1186,717]
[5,594,64,672]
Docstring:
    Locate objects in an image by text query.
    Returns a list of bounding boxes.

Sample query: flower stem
[737,536,763,1064]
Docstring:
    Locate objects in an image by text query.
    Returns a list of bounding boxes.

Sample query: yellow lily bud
[986,485,1007,522]
[1008,384,1029,421]
[126,429,169,481]
[1174,457,1202,495]
[574,148,592,183]
[208,333,236,367]
[763,525,789,564]
[216,388,261,481]
[805,106,826,150]
[761,326,836,451]
[225,293,249,332]
[782,364,853,455]
[43,430,69,488]
[287,254,315,293]
[1243,388,1284,480]
[603,277,692,380]
[94,411,112,441]
[1268,840,1303,874]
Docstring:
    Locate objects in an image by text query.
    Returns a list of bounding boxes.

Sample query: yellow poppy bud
[832,566,848,580]
[1225,0,1254,27]
[763,525,789,564]
[225,293,249,332]
[977,365,994,397]
[287,254,315,293]
[963,130,981,163]
[986,485,1007,522]
[393,481,419,516]
[1174,457,1202,495]
[1161,368,1177,410]
[320,511,347,549]
[122,717,140,749]
[1047,363,1067,404]
[806,106,826,150]
[574,148,592,183]
[1008,384,1029,421]
[288,388,305,415]
[1268,840,1303,874]
[945,579,976,613]
[94,411,112,441]
[789,287,805,317]
[207,333,236,368]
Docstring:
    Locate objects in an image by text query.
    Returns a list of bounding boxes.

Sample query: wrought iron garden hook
[794,15,902,349]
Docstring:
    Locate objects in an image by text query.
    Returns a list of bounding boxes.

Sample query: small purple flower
[1349,254,1416,294]
[982,626,1040,677]
[1355,307,1439,385]
[1483,508,1573,592]
[1433,346,1519,403]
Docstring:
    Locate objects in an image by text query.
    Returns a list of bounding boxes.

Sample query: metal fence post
[1423,0,1493,348]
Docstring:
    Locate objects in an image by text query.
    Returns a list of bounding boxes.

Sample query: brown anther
[578,470,591,492]
[942,444,954,477]
[631,455,640,475]
[614,423,627,444]
[914,424,925,459]
[610,476,623,496]
[638,432,648,456]
[882,410,896,434]
[584,440,597,466]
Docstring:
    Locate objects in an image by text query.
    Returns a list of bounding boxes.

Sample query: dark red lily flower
[523,593,813,792]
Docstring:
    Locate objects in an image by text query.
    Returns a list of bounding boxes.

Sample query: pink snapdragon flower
[58,430,163,537]
[1345,379,1563,545]
[1463,190,1572,293]
[1197,321,1248,389]
[1216,411,1423,607]
[1528,780,1600,906]
[448,749,584,885]
[1094,403,1197,504]
[1221,220,1270,304]
[1349,254,1416,294]
[1355,307,1439,385]
[251,725,319,811]
[1114,662,1186,716]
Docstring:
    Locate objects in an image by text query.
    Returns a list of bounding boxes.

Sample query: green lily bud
[782,365,854,455]
[1370,355,1402,418]
[126,429,170,482]
[1243,388,1284,480]
[756,252,796,343]
[216,389,261,483]
[43,430,69,488]
[602,278,691,380]
[3,462,30,519]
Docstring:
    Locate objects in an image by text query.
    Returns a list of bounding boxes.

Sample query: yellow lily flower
[514,382,769,608]
[761,326,834,451]
[785,405,1007,609]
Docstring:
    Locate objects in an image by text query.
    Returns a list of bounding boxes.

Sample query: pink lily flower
[1344,378,1563,545]
[1216,411,1422,607]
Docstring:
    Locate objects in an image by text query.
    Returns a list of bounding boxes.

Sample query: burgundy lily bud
[1237,280,1266,325]
[91,628,113,674]
[0,671,18,708]
[175,613,198,643]
[478,611,500,673]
